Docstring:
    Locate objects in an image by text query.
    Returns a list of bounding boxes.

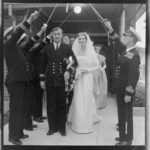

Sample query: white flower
[75,68,83,80]
[67,56,74,69]
[69,56,72,62]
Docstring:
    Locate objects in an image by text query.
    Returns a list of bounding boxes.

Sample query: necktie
[56,43,59,51]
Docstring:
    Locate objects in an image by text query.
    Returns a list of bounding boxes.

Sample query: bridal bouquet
[69,68,85,91]
[63,56,75,92]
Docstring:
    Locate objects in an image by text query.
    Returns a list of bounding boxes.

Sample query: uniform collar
[126,46,136,53]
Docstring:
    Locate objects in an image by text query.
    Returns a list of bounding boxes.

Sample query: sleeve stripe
[20,21,30,31]
[31,35,40,42]
[20,24,28,32]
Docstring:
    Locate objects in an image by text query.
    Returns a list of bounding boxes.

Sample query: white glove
[124,95,131,103]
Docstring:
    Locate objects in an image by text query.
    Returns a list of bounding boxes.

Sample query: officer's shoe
[115,137,121,141]
[60,131,66,136]
[20,134,29,139]
[115,141,132,146]
[59,129,66,136]
[24,127,34,131]
[47,129,58,135]
[40,116,47,120]
[31,124,38,128]
[9,138,22,145]
[34,118,43,123]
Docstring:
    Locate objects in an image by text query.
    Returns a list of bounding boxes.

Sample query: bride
[68,32,102,133]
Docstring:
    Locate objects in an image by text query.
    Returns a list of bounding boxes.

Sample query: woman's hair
[78,32,87,41]
[63,35,69,38]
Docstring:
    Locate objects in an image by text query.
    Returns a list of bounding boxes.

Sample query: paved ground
[2,93,145,146]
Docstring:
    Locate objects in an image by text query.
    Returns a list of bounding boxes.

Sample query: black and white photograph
[1,1,147,147]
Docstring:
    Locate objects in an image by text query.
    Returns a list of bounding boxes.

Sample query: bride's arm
[81,66,101,74]
[101,65,106,71]
[87,66,101,72]
[100,57,106,71]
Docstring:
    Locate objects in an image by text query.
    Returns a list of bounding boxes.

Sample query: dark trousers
[6,82,26,140]
[23,82,34,128]
[46,86,66,132]
[67,90,73,114]
[33,79,44,119]
[117,90,133,141]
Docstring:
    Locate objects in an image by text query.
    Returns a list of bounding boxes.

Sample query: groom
[40,27,77,136]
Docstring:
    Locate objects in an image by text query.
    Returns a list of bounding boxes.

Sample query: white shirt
[126,46,136,53]
[53,42,61,50]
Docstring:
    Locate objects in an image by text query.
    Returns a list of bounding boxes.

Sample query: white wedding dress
[68,54,102,133]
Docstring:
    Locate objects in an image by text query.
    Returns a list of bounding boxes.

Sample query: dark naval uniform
[32,41,49,121]
[4,21,39,140]
[32,51,44,120]
[22,39,47,129]
[109,31,140,142]
[40,42,77,133]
